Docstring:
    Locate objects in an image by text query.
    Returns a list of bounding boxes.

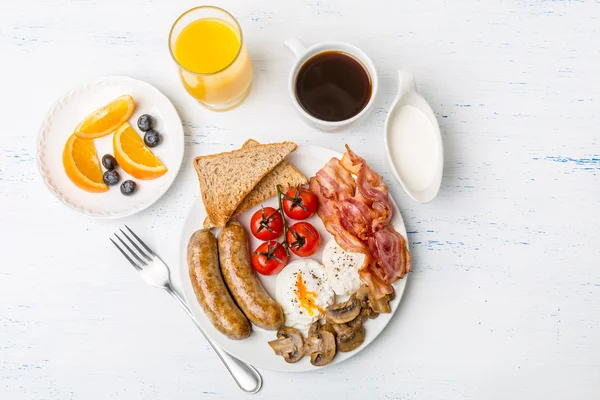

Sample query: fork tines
[110,225,154,271]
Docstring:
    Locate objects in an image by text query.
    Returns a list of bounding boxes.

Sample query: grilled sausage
[218,221,285,330]
[187,229,251,340]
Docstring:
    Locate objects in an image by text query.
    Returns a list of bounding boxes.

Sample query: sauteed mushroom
[355,285,389,315]
[335,323,366,352]
[365,306,380,319]
[308,320,323,337]
[355,286,371,308]
[317,322,338,338]
[323,321,366,353]
[370,292,393,313]
[269,286,394,364]
[349,307,374,327]
[268,327,305,363]
[325,295,361,324]
[304,329,336,366]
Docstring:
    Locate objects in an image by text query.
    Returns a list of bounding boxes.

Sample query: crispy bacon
[309,176,334,218]
[310,177,370,257]
[316,157,356,201]
[367,226,411,280]
[311,146,411,301]
[336,197,373,239]
[341,146,392,231]
[325,217,372,259]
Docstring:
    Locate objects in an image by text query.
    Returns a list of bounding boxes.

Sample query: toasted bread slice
[203,140,308,228]
[194,141,298,228]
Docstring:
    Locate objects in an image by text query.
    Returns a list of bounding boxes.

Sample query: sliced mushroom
[327,322,350,336]
[336,324,365,352]
[348,307,374,328]
[367,308,380,319]
[303,330,336,366]
[268,327,304,363]
[355,286,371,309]
[320,322,339,338]
[359,304,379,320]
[323,322,366,353]
[387,290,396,302]
[308,320,322,337]
[325,296,361,324]
[370,293,393,313]
[356,286,387,315]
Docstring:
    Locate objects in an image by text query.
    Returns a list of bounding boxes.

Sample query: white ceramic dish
[384,70,444,203]
[284,38,379,132]
[179,145,409,372]
[36,76,184,218]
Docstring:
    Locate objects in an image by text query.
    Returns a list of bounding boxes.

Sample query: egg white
[275,259,335,331]
[322,238,365,296]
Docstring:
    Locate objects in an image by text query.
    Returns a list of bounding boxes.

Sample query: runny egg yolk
[295,272,325,316]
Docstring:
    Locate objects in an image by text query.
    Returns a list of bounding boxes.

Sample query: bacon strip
[310,177,370,257]
[368,226,411,281]
[342,145,392,231]
[316,157,356,201]
[311,146,411,301]
[337,197,373,240]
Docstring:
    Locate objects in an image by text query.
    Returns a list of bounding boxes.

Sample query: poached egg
[322,238,365,296]
[275,259,335,330]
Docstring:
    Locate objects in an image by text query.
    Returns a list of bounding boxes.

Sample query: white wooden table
[2,0,599,399]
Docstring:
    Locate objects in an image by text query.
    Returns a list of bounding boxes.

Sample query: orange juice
[175,19,240,74]
[170,7,253,111]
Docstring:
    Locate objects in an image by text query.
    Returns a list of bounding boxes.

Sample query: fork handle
[166,287,263,394]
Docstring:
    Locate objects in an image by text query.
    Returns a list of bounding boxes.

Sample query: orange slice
[113,123,167,180]
[63,134,108,193]
[74,95,135,139]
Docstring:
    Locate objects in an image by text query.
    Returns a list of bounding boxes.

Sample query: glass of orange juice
[169,6,253,111]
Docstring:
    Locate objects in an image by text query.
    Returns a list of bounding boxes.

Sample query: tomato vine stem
[276,184,291,256]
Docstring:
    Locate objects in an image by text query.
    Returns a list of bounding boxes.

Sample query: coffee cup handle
[284,38,306,58]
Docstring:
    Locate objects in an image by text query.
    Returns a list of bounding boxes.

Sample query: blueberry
[144,130,160,148]
[102,154,118,170]
[137,114,153,132]
[103,170,120,186]
[120,180,137,196]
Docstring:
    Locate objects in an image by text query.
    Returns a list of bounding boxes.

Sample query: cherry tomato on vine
[282,187,317,220]
[286,222,321,257]
[250,206,284,240]
[252,240,289,275]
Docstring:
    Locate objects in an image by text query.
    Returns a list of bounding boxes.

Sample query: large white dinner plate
[179,145,409,372]
[36,76,184,218]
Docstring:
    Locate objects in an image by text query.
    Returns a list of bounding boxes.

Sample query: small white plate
[179,145,409,372]
[36,76,184,219]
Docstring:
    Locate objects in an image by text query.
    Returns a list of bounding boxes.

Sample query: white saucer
[36,76,184,218]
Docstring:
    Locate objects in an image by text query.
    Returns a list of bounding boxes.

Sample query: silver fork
[110,225,262,394]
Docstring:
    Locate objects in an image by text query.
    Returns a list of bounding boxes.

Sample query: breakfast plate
[36,76,184,218]
[179,144,409,372]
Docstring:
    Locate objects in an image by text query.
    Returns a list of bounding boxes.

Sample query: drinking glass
[169,6,253,111]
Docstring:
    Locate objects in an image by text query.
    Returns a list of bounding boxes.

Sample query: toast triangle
[194,141,298,228]
[203,139,307,228]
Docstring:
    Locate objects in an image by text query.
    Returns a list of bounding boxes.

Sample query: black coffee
[295,51,372,122]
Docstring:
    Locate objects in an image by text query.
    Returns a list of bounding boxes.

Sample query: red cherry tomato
[252,240,289,275]
[286,222,321,257]
[282,187,317,220]
[250,207,284,240]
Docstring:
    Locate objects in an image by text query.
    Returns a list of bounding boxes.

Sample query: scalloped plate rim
[35,75,184,219]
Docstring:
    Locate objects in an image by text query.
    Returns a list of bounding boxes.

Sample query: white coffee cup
[284,38,379,131]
